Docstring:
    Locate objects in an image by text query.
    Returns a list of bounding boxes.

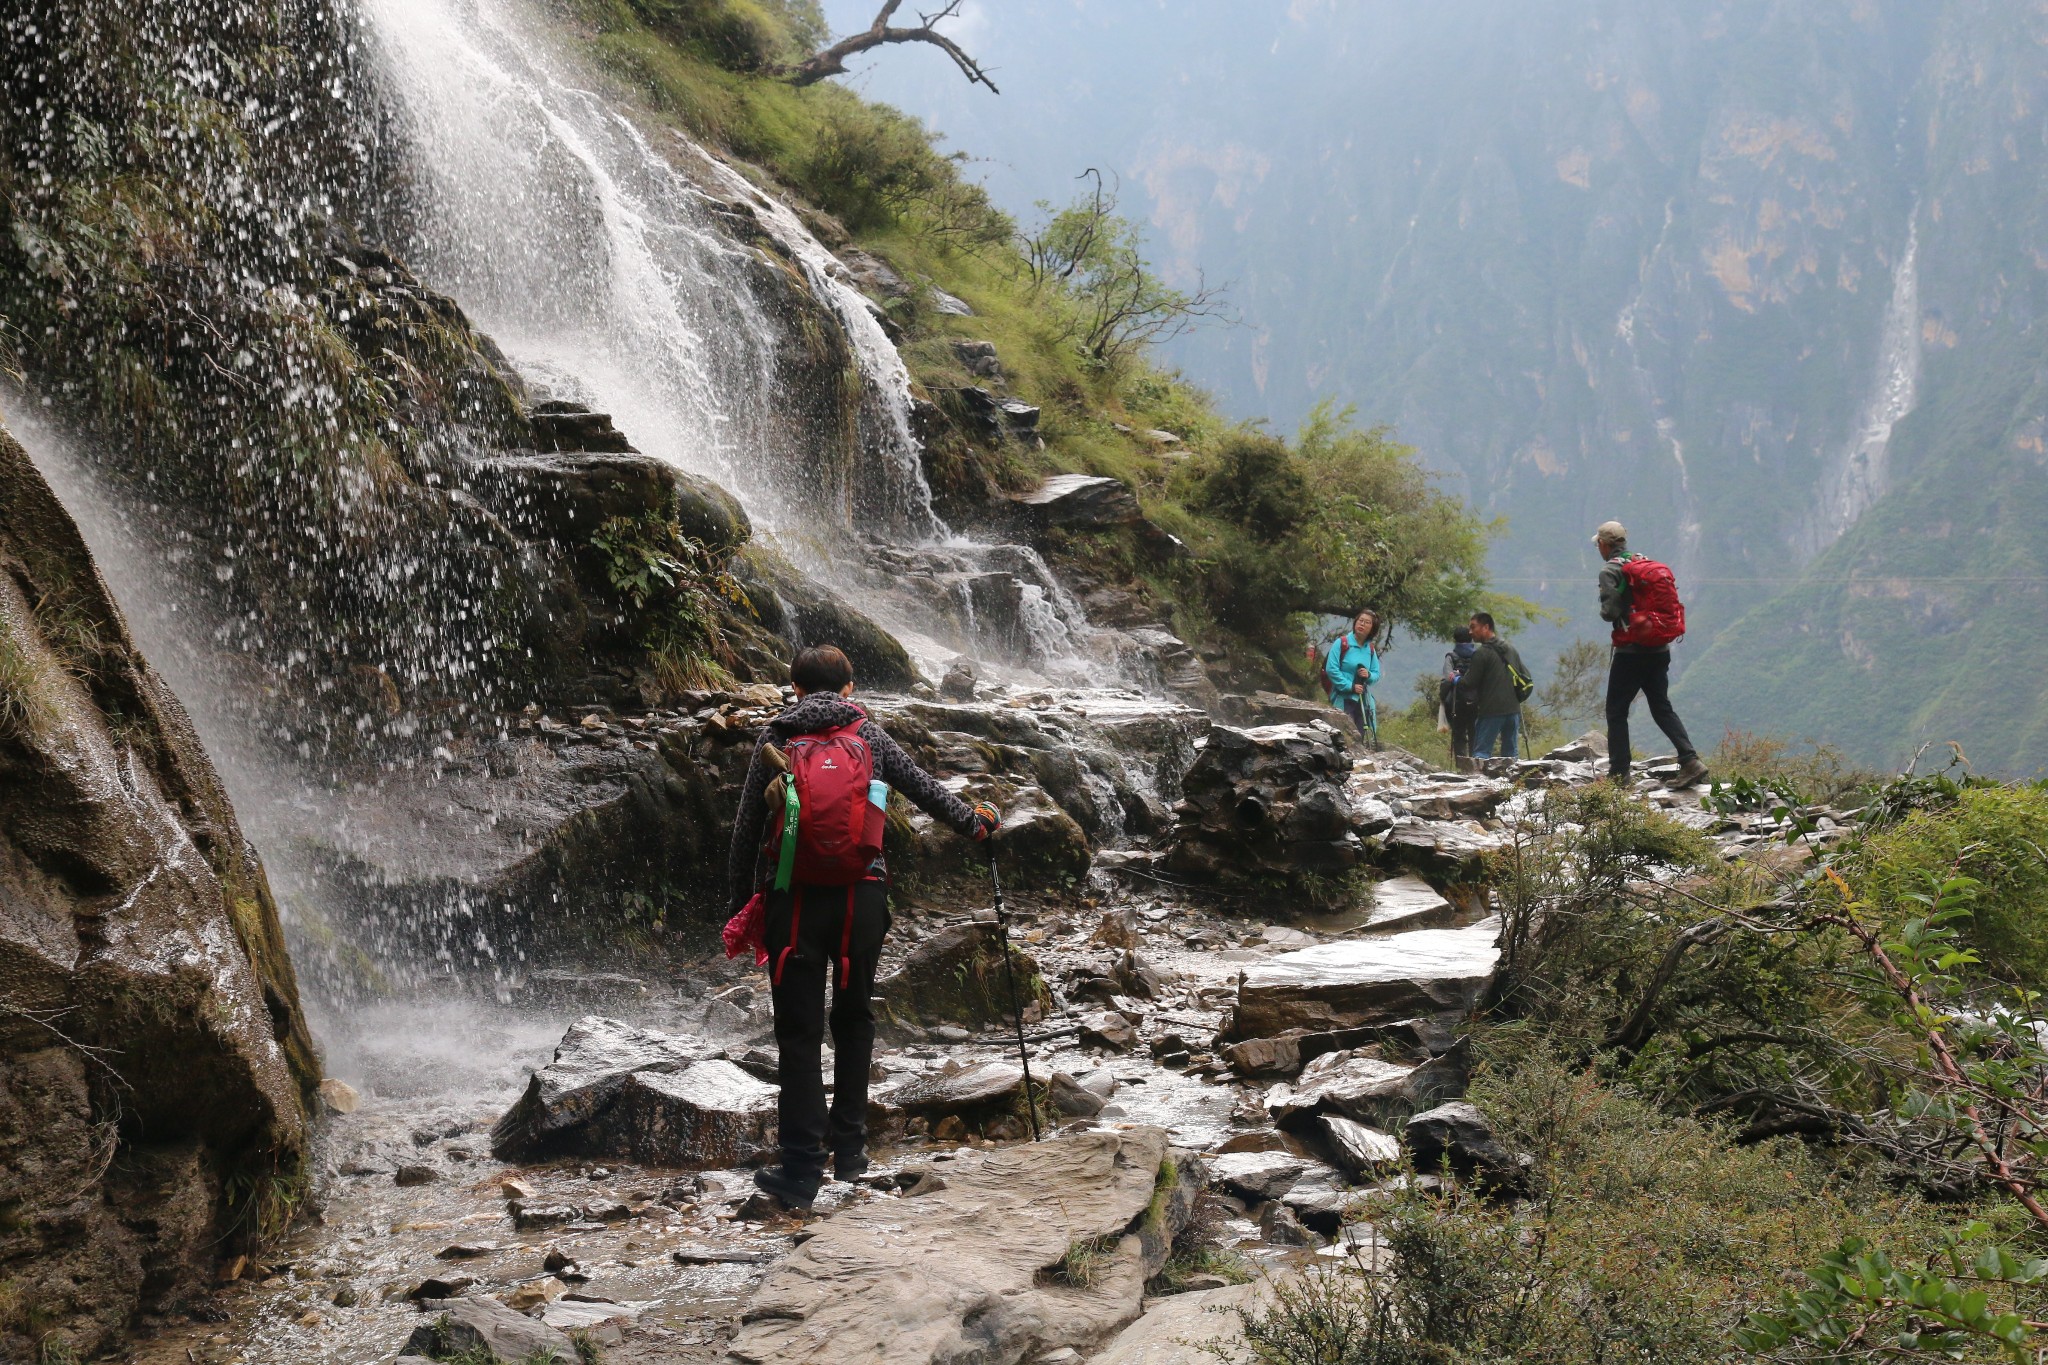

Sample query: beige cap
[1593,520,1627,544]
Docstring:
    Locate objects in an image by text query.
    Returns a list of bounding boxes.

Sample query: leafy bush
[625,0,824,70]
[1709,730,1879,809]
[1173,405,1507,643]
[1850,784,2048,985]
[1222,1048,1942,1365]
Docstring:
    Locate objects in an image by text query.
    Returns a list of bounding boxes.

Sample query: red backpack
[1612,556,1687,649]
[767,709,886,887]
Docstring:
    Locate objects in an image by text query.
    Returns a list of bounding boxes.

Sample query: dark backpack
[1612,556,1687,649]
[767,710,886,887]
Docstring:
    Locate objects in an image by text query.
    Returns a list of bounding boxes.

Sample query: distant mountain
[826,0,2048,771]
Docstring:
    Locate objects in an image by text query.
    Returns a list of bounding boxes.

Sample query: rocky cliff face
[0,421,318,1361]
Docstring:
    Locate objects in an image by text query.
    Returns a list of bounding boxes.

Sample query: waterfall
[360,0,1137,682]
[361,0,936,542]
[1794,213,1922,562]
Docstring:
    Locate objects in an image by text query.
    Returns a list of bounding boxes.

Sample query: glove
[971,801,1002,841]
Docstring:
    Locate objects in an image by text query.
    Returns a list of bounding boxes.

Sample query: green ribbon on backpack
[773,775,800,892]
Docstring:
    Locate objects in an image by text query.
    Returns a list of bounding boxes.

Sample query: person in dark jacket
[1594,520,1708,788]
[1456,613,1530,761]
[726,645,997,1208]
[1439,626,1479,771]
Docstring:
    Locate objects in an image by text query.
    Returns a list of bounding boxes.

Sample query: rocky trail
[108,687,1847,1365]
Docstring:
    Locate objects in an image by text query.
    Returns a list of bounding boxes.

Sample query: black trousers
[1449,702,1477,760]
[1605,650,1699,775]
[764,880,890,1176]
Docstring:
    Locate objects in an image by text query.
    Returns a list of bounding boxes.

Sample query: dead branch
[1815,907,2048,1230]
[779,1,999,92]
[1601,916,1729,1058]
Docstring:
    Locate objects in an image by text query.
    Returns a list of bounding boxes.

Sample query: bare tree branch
[779,1,999,93]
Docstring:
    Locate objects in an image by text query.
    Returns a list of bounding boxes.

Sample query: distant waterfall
[1795,213,1922,562]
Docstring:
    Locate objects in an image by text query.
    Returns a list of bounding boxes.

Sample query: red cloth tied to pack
[722,892,769,967]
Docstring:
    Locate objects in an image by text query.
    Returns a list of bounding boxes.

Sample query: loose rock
[1322,1116,1403,1176]
[405,1296,575,1364]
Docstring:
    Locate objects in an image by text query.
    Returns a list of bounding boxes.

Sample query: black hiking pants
[765,880,890,1177]
[1449,700,1477,762]
[1605,650,1699,776]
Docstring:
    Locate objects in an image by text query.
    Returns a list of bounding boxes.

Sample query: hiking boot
[833,1148,869,1182]
[1665,756,1710,790]
[752,1164,823,1210]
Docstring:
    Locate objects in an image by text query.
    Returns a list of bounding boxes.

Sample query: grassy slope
[544,0,1472,693]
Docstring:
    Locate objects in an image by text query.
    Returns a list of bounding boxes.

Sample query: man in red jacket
[1596,521,1708,788]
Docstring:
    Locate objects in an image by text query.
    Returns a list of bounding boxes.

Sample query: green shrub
[1851,784,2048,985]
[1708,730,1880,808]
[796,101,952,234]
[625,0,822,71]
[1185,431,1307,541]
[1223,1048,1950,1365]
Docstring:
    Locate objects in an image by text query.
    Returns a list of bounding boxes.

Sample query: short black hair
[1452,626,1472,643]
[1469,611,1496,629]
[790,645,854,693]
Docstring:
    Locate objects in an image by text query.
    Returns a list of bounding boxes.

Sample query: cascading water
[360,0,1130,684]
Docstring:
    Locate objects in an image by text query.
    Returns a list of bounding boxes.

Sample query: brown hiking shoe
[1665,756,1710,790]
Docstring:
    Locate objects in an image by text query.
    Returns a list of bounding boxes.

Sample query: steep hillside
[834,0,2048,769]
[1682,0,2048,772]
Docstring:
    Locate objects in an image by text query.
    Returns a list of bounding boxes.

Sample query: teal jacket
[1323,633,1381,715]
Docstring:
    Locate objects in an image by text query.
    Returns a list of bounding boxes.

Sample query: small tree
[1537,639,1607,734]
[1020,170,1232,369]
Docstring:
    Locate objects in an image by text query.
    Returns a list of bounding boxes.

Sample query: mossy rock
[877,921,1050,1035]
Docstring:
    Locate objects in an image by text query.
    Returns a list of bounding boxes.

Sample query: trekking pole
[987,844,1043,1142]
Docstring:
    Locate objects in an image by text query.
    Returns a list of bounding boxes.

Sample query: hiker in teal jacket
[1323,608,1382,743]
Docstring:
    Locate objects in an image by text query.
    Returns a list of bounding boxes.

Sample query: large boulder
[1406,1100,1526,1190]
[725,1128,1191,1365]
[0,426,317,1360]
[406,1296,577,1364]
[733,548,919,691]
[1014,473,1142,527]
[1265,1052,1421,1127]
[1163,723,1363,903]
[877,922,1049,1036]
[1226,920,1502,1040]
[492,1017,775,1167]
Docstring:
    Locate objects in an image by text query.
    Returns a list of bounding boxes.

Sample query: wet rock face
[1164,723,1363,902]
[1014,473,1143,528]
[492,1017,774,1167]
[0,426,316,1361]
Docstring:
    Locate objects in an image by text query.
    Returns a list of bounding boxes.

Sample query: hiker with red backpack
[1595,521,1708,788]
[725,644,999,1209]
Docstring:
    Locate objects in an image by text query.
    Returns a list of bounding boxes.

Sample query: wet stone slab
[1229,920,1502,1039]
